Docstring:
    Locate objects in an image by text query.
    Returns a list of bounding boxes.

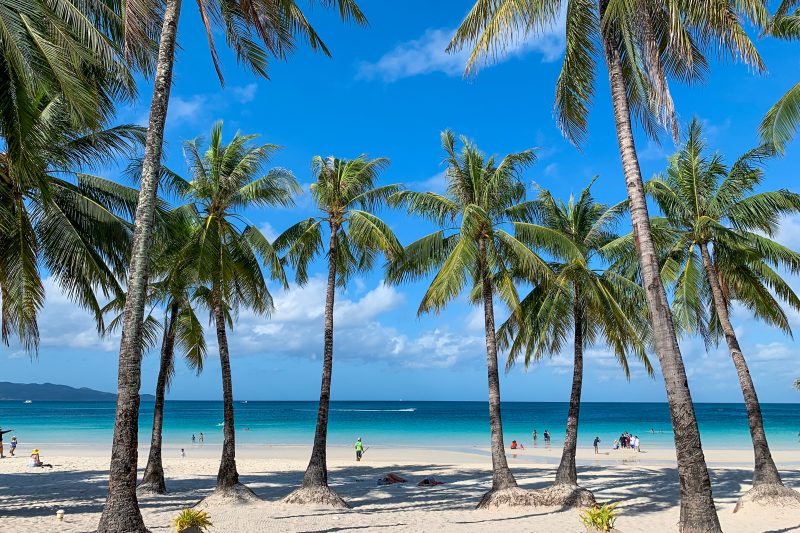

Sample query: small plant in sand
[579,502,619,532]
[173,509,212,532]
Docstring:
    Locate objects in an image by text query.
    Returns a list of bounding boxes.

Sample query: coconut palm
[645,119,800,508]
[388,131,545,507]
[275,155,402,507]
[448,1,766,528]
[760,0,800,153]
[101,1,366,529]
[0,0,142,133]
[0,91,144,352]
[176,122,297,499]
[499,182,652,506]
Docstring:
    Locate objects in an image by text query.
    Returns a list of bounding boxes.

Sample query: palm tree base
[733,483,800,513]
[282,485,351,508]
[137,480,167,495]
[527,483,596,508]
[476,487,534,509]
[199,483,260,506]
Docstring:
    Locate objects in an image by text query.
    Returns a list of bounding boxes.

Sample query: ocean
[0,401,798,451]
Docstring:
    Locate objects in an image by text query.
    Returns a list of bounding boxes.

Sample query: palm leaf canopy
[175,122,299,320]
[448,0,764,145]
[498,181,653,378]
[0,91,145,353]
[643,118,800,344]
[387,130,545,316]
[274,154,403,287]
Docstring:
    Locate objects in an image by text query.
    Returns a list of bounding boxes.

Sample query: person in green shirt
[355,437,364,461]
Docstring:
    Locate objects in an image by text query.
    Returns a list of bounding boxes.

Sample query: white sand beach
[1,444,799,532]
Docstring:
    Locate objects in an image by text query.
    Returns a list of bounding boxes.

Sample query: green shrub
[579,502,619,532]
[173,509,213,532]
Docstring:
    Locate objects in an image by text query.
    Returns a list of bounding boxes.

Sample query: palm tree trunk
[603,42,721,532]
[303,224,338,488]
[699,243,782,486]
[214,294,239,490]
[98,0,181,529]
[555,286,583,486]
[139,303,179,493]
[478,236,517,495]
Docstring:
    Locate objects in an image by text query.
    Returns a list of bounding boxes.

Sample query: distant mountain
[0,382,155,401]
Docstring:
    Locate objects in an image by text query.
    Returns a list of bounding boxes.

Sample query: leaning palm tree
[0,91,144,352]
[177,122,297,500]
[101,2,366,529]
[276,155,402,507]
[388,131,545,507]
[760,0,800,152]
[499,182,652,507]
[646,119,800,509]
[448,2,766,529]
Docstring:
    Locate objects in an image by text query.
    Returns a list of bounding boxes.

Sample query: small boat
[241,400,248,404]
[24,400,32,404]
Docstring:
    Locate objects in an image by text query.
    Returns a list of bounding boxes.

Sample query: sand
[1,444,799,532]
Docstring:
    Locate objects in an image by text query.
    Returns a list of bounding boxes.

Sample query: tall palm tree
[177,122,297,499]
[448,2,765,529]
[646,119,800,509]
[101,2,366,529]
[0,91,144,352]
[499,182,652,506]
[388,131,545,507]
[760,0,800,152]
[276,155,402,507]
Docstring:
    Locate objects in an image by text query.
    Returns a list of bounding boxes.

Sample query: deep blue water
[0,401,798,451]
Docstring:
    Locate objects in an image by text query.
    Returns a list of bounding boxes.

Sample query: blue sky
[5,0,800,402]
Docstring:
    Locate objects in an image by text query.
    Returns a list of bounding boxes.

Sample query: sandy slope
[0,444,798,532]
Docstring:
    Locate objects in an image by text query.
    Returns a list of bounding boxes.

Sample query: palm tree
[276,155,402,507]
[0,91,144,352]
[101,2,366,529]
[760,1,800,152]
[177,122,297,499]
[388,131,545,507]
[448,2,766,529]
[646,119,800,509]
[498,182,652,506]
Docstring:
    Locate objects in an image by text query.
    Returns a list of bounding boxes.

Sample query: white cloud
[258,222,278,241]
[357,18,565,83]
[750,342,793,363]
[775,214,800,251]
[230,83,257,104]
[409,171,448,193]
[169,95,206,122]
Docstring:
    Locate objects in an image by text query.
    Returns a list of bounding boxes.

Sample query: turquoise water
[0,401,798,451]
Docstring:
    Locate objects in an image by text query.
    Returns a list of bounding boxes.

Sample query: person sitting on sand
[29,449,52,469]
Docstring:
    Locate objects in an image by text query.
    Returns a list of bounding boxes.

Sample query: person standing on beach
[0,427,13,458]
[10,436,17,456]
[355,438,364,461]
[593,436,601,454]
[192,434,196,445]
[532,429,537,445]
[199,432,204,444]
[634,436,641,452]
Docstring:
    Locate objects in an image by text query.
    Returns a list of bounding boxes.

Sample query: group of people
[531,429,551,445]
[1,426,52,468]
[190,433,205,444]
[614,432,641,452]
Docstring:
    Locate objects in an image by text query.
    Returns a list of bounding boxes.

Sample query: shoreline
[1,444,799,532]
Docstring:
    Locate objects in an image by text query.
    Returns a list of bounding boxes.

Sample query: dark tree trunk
[98,0,181,529]
[479,236,517,495]
[303,224,338,487]
[602,35,721,532]
[699,243,782,486]
[214,295,239,490]
[555,286,583,486]
[139,303,179,493]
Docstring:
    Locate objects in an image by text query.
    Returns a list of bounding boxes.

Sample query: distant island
[0,382,155,401]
